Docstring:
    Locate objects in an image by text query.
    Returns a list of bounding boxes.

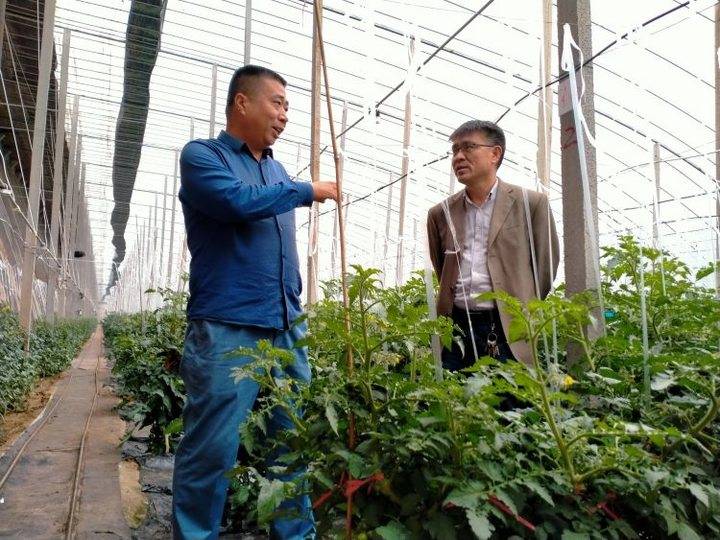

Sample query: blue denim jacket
[179,130,314,329]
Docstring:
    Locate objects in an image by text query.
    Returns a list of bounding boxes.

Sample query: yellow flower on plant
[561,375,576,389]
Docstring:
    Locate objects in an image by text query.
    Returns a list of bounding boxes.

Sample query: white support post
[244,0,252,64]
[59,105,79,317]
[652,142,661,248]
[411,217,418,271]
[537,0,553,187]
[395,36,415,286]
[715,4,720,300]
[68,166,85,315]
[331,101,347,278]
[19,0,57,338]
[151,194,158,289]
[46,28,71,320]
[167,150,179,284]
[383,175,393,281]
[209,64,217,138]
[307,0,323,305]
[160,175,168,286]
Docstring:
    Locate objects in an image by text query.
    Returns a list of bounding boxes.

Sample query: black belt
[452,306,498,324]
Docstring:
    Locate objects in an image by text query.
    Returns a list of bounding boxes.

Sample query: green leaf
[677,522,702,540]
[444,488,480,509]
[375,521,412,540]
[162,417,183,435]
[325,402,339,436]
[650,372,675,392]
[493,488,518,517]
[257,479,286,524]
[525,479,554,507]
[334,449,366,478]
[695,263,716,281]
[644,468,669,488]
[424,513,456,540]
[507,316,527,343]
[688,483,709,508]
[466,509,493,540]
[561,532,591,540]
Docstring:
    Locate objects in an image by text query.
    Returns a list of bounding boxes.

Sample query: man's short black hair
[226,65,287,116]
[450,120,506,168]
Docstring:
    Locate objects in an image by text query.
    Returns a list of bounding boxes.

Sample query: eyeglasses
[450,142,498,156]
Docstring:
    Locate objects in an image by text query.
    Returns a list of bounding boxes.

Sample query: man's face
[450,132,502,185]
[237,77,289,150]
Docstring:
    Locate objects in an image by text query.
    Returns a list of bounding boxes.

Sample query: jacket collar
[446,179,516,248]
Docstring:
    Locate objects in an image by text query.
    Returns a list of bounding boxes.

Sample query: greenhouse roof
[5,0,719,302]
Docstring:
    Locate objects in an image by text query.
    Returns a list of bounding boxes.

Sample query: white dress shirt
[453,180,498,310]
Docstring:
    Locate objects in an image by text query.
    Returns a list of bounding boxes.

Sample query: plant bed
[0,305,95,440]
[102,239,720,538]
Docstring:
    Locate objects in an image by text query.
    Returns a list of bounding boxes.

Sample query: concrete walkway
[0,328,130,539]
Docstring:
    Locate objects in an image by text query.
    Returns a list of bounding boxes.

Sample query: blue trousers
[172,319,315,540]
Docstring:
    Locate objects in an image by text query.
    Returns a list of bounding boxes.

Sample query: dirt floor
[119,458,149,529]
[0,373,63,452]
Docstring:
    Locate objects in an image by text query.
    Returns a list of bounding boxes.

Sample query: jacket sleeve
[531,193,560,299]
[426,208,443,278]
[179,141,314,223]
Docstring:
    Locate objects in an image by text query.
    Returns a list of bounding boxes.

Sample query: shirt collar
[218,130,274,159]
[463,179,498,209]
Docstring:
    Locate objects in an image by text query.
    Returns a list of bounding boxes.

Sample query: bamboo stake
[312,3,355,537]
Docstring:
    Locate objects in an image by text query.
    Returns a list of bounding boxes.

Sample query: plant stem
[665,380,719,456]
[529,321,576,484]
[576,323,595,371]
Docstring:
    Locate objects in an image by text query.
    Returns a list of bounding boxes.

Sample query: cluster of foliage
[230,237,720,539]
[103,287,187,453]
[99,237,719,538]
[0,305,95,420]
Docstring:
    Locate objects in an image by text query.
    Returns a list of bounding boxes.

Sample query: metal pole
[46,28,71,320]
[19,0,57,338]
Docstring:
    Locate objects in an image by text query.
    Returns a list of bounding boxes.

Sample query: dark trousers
[441,306,515,372]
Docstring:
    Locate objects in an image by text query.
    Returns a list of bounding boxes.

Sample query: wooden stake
[313,3,355,537]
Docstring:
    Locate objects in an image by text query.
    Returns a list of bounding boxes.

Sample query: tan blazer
[427,179,560,365]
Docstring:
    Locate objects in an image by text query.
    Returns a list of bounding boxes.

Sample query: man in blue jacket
[172,65,337,540]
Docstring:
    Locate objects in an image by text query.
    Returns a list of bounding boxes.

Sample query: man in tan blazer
[427,120,559,369]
